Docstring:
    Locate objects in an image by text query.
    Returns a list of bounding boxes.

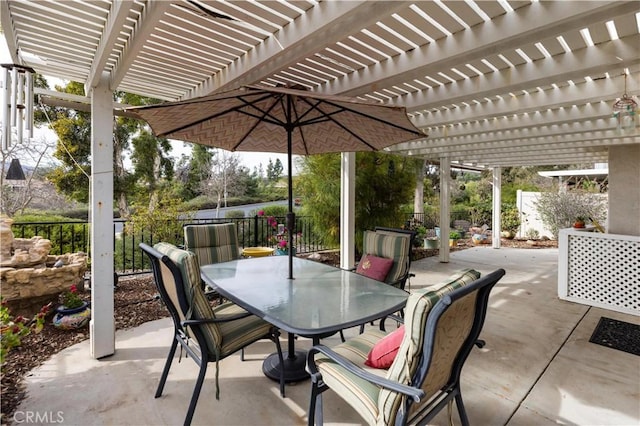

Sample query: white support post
[439,157,450,263]
[340,152,355,270]
[492,166,502,248]
[1,67,9,152]
[90,72,115,359]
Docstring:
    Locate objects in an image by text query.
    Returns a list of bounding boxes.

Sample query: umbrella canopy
[127,84,424,278]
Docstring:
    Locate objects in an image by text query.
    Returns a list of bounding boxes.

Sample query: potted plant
[53,284,91,330]
[449,230,461,247]
[501,205,521,239]
[424,236,439,249]
[573,216,586,228]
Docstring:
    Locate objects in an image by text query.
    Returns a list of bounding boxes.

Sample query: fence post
[253,215,258,247]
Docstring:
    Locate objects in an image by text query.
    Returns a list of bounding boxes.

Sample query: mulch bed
[1,274,167,425]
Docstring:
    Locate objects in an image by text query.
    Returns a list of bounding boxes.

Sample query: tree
[129,130,173,211]
[179,144,213,200]
[266,158,283,182]
[46,82,169,217]
[200,150,244,216]
[47,81,92,204]
[297,152,415,252]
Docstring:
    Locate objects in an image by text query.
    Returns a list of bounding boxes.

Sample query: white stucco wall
[608,144,640,236]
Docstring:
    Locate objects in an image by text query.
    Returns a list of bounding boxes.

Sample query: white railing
[558,228,640,316]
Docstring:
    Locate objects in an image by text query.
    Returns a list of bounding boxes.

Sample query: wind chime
[612,71,638,134]
[1,63,36,153]
[1,64,35,183]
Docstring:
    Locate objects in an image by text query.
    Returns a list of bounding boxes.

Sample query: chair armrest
[379,314,404,331]
[307,345,424,403]
[181,311,252,326]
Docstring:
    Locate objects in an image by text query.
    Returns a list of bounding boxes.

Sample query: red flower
[267,216,278,228]
[257,210,265,217]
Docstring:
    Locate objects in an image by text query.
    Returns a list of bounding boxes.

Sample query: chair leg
[184,359,208,426]
[156,337,179,398]
[308,381,323,426]
[241,348,245,361]
[454,388,470,426]
[272,330,286,398]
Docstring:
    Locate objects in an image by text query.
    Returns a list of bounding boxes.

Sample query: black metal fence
[11,211,473,276]
[11,215,330,276]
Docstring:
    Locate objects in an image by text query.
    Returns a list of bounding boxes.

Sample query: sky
[1,35,295,174]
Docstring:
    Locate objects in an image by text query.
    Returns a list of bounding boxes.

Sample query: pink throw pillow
[356,254,394,282]
[365,325,405,369]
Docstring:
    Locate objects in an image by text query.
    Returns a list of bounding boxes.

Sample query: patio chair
[183,222,242,265]
[373,226,417,289]
[354,228,414,334]
[140,242,285,426]
[356,228,414,291]
[183,222,241,299]
[307,268,506,426]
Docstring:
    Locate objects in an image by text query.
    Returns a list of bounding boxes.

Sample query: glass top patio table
[200,255,409,383]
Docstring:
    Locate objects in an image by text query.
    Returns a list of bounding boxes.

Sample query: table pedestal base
[262,350,309,383]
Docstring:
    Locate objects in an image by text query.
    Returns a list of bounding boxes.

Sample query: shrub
[225,210,245,219]
[501,204,521,233]
[534,190,607,238]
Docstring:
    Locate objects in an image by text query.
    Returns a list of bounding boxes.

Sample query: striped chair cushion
[313,328,389,425]
[362,230,411,287]
[154,242,224,354]
[378,268,481,425]
[183,223,241,266]
[213,302,273,358]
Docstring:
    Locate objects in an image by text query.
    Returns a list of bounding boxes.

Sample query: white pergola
[1,1,638,358]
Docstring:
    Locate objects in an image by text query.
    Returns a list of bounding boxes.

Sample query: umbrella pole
[287,125,294,280]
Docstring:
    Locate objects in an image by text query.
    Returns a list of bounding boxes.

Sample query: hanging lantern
[612,72,638,134]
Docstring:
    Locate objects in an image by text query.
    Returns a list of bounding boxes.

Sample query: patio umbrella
[126,84,424,279]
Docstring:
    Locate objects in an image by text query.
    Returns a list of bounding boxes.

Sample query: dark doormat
[589,317,640,356]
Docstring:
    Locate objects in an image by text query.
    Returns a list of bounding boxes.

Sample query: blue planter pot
[53,301,91,330]
[275,247,296,256]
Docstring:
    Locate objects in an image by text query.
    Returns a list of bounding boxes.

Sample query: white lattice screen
[559,230,640,315]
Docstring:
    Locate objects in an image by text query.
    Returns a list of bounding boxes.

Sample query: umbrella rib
[310,98,423,137]
[283,96,309,155]
[295,98,377,150]
[155,91,285,138]
[230,92,286,151]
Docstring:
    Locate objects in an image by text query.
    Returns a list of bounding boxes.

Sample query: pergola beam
[391,126,636,152]
[419,102,618,140]
[401,35,640,113]
[187,1,412,98]
[110,1,174,89]
[85,0,133,92]
[323,1,639,96]
[409,70,640,128]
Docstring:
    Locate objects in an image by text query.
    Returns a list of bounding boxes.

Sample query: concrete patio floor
[15,247,640,425]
